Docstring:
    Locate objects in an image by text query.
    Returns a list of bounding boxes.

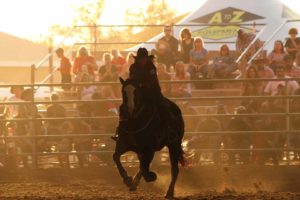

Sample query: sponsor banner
[190,7,265,40]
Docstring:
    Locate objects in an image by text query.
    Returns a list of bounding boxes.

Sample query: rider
[112,47,177,143]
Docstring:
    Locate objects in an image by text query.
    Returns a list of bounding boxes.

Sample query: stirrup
[111,135,119,141]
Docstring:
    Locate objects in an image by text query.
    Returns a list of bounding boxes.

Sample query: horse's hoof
[165,189,174,199]
[129,186,137,191]
[144,171,157,182]
[165,193,174,199]
[123,176,133,187]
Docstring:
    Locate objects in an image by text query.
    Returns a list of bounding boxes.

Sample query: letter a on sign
[208,12,222,24]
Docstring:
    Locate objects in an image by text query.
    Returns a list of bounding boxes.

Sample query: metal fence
[1,76,300,168]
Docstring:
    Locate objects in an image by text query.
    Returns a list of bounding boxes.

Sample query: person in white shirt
[6,86,24,118]
[264,65,299,96]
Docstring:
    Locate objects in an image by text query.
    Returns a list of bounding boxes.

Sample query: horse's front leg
[165,143,181,199]
[113,143,133,188]
[138,150,157,182]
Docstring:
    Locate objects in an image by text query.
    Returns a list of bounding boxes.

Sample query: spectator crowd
[1,25,300,167]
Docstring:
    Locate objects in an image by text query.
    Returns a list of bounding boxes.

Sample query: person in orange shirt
[56,48,72,90]
[111,49,126,76]
[73,46,97,82]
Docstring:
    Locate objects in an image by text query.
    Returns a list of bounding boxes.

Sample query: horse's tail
[178,115,188,167]
[178,144,188,167]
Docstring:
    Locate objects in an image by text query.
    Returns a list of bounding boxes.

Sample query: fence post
[49,47,54,93]
[285,80,291,163]
[31,64,38,169]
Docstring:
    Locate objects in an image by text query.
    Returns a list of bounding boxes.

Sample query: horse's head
[120,78,142,117]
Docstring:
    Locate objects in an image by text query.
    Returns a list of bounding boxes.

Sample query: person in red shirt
[72,46,97,82]
[111,49,126,76]
[56,48,72,90]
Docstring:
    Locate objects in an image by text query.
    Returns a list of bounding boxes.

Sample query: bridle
[121,80,158,134]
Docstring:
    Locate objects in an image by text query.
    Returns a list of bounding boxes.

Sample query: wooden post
[31,64,37,169]
[49,47,54,92]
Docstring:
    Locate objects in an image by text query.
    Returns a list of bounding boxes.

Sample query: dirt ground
[0,165,299,200]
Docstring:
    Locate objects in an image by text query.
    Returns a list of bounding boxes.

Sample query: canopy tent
[0,32,48,67]
[128,0,300,52]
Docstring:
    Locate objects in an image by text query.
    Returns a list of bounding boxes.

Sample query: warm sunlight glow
[0,0,197,40]
[0,0,299,40]
[282,0,300,14]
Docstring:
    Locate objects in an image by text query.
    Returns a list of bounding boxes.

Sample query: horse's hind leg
[165,143,181,199]
[113,143,133,188]
[130,170,142,191]
[139,150,157,182]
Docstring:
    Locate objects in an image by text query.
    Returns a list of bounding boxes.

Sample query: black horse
[113,78,185,199]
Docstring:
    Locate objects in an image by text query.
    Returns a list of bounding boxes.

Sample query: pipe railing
[74,23,267,28]
[35,27,75,70]
[34,21,267,92]
[235,26,267,64]
[248,19,300,64]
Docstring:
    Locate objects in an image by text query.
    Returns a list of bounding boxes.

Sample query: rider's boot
[111,126,120,141]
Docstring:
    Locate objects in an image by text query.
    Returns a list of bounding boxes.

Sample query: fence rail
[1,77,300,168]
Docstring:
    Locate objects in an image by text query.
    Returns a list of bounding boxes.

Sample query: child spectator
[172,61,191,97]
[55,48,72,90]
[156,63,172,97]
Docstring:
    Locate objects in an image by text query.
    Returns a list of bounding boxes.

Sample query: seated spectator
[155,25,179,71]
[284,27,300,61]
[156,63,171,97]
[6,86,24,118]
[69,119,92,168]
[121,52,135,80]
[77,73,97,100]
[172,61,191,97]
[189,37,209,79]
[73,46,97,82]
[13,89,44,167]
[98,53,118,82]
[241,65,263,96]
[254,53,275,78]
[111,49,126,76]
[236,29,262,61]
[283,54,300,78]
[211,44,237,79]
[268,40,287,71]
[290,89,300,155]
[45,93,70,168]
[101,85,118,116]
[234,29,262,78]
[46,93,67,134]
[264,65,299,96]
[226,106,254,164]
[252,53,275,91]
[98,53,119,97]
[241,66,263,110]
[179,27,194,63]
[296,50,300,67]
